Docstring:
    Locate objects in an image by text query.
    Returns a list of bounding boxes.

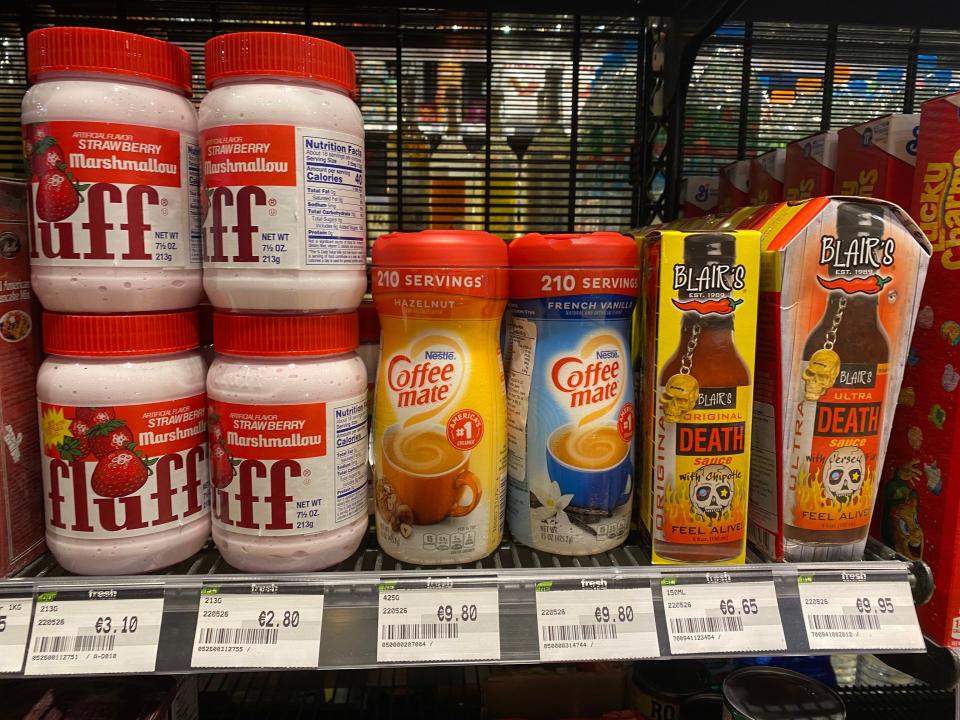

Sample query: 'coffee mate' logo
[551,334,624,425]
[387,335,465,427]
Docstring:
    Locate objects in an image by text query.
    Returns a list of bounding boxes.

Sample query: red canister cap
[509,232,639,267]
[43,311,199,357]
[213,312,358,357]
[204,32,356,94]
[373,230,508,267]
[28,27,193,96]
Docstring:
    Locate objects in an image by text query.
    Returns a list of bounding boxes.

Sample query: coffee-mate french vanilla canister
[372,230,508,564]
[507,233,639,554]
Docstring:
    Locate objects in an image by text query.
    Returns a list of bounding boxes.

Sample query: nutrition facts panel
[300,129,365,266]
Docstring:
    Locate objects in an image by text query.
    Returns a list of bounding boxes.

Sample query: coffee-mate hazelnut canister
[507,233,639,554]
[372,230,508,564]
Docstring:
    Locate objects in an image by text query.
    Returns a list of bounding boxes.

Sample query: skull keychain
[802,295,845,401]
[660,323,701,423]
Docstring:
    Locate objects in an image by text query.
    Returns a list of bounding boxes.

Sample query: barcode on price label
[535,581,659,662]
[381,623,460,641]
[0,593,33,674]
[24,587,164,676]
[34,634,117,653]
[661,573,786,655]
[797,571,924,651]
[197,627,280,646]
[668,615,743,635]
[377,578,500,663]
[191,583,324,669]
[542,624,618,642]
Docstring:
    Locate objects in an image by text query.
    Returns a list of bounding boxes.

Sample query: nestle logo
[595,350,619,360]
[425,351,456,360]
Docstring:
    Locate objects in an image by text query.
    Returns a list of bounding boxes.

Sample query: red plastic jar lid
[509,232,639,267]
[28,27,193,96]
[358,301,380,343]
[373,230,508,268]
[43,311,199,357]
[205,32,356,94]
[214,312,358,357]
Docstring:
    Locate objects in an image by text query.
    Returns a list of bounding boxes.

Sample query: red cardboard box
[784,131,837,201]
[0,178,44,576]
[748,149,786,205]
[874,91,960,647]
[681,175,718,217]
[718,159,750,213]
[834,113,919,210]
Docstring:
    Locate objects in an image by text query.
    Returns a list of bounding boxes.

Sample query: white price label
[535,583,659,661]
[377,580,500,662]
[0,594,33,673]
[798,574,924,651]
[662,576,786,655]
[191,584,324,668]
[24,588,163,675]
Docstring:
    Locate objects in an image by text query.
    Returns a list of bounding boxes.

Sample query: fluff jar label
[507,267,638,554]
[39,396,208,539]
[372,265,508,564]
[25,121,201,268]
[207,397,367,536]
[200,124,365,269]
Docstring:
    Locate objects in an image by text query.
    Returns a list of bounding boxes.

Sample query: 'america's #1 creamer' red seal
[39,395,208,539]
[208,396,368,536]
[26,120,201,268]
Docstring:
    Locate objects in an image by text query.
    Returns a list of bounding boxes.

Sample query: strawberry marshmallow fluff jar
[200,32,366,312]
[22,27,202,313]
[36,311,209,575]
[206,312,369,572]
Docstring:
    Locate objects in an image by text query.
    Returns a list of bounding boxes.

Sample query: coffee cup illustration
[545,422,632,514]
[381,423,481,525]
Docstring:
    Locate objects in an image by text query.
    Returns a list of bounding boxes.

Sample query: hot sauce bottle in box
[784,202,895,560]
[650,232,760,564]
[372,230,508,565]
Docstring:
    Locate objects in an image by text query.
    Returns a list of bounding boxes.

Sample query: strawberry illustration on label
[88,420,135,459]
[55,418,92,462]
[210,443,238,489]
[30,136,66,179]
[77,407,115,426]
[91,447,156,498]
[208,411,239,489]
[35,168,87,223]
[24,123,49,158]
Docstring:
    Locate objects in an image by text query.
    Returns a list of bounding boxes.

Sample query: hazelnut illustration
[399,523,412,538]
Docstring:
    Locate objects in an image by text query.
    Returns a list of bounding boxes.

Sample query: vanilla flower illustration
[532,481,574,524]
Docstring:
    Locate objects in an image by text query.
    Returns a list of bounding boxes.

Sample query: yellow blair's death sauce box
[638,229,761,564]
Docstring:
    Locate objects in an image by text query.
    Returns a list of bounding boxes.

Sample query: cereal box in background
[873,91,960,648]
[834,113,919,210]
[0,178,45,576]
[784,131,838,201]
[748,149,786,205]
[718,159,751,213]
[681,175,719,218]
[638,229,761,565]
[725,198,930,562]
